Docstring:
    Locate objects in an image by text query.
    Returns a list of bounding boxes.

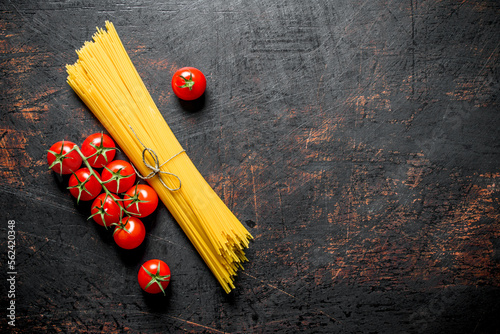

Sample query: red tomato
[101,160,136,193]
[90,193,122,227]
[113,216,146,250]
[81,133,116,168]
[123,184,158,218]
[47,140,82,175]
[138,259,171,295]
[68,168,102,202]
[171,67,206,101]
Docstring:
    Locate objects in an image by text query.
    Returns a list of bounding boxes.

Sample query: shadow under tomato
[73,196,107,236]
[177,93,206,113]
[141,206,159,233]
[141,281,172,312]
[91,220,115,246]
[52,171,72,192]
[115,241,148,268]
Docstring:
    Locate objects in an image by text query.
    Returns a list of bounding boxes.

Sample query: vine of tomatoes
[48,133,170,295]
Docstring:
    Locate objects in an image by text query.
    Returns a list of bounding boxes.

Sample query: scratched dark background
[1,0,499,333]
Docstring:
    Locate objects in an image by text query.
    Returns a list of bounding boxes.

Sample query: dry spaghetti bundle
[66,21,252,293]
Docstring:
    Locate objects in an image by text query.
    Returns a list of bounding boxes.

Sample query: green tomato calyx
[112,217,133,235]
[142,261,170,296]
[47,140,75,175]
[177,72,195,91]
[67,172,93,204]
[102,166,134,193]
[124,183,150,213]
[88,133,117,165]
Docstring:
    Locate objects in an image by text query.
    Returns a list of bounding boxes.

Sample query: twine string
[129,125,185,191]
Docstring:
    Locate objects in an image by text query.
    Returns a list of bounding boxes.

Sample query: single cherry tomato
[138,259,171,295]
[90,193,122,227]
[68,168,102,202]
[113,216,146,250]
[47,140,82,175]
[123,184,158,218]
[171,67,206,101]
[101,160,136,193]
[81,133,117,168]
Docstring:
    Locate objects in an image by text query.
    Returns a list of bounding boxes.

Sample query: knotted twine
[129,125,185,191]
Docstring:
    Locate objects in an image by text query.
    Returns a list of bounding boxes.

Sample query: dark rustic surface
[1,0,499,333]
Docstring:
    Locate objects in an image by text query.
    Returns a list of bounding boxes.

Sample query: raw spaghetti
[66,21,252,293]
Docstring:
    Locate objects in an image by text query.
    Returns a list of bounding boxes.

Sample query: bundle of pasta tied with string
[66,21,252,293]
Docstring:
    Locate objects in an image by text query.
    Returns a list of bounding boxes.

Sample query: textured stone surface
[1,0,499,332]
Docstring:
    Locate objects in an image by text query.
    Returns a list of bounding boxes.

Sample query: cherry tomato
[90,193,122,227]
[81,133,117,168]
[138,259,171,295]
[47,140,82,175]
[101,160,136,194]
[123,184,158,218]
[68,168,102,202]
[171,67,206,101]
[113,216,146,250]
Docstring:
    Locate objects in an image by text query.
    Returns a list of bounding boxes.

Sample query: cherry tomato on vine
[68,168,102,202]
[81,133,117,168]
[113,216,146,250]
[90,193,122,227]
[101,160,136,194]
[138,259,171,295]
[123,184,158,218]
[47,140,82,175]
[171,67,206,101]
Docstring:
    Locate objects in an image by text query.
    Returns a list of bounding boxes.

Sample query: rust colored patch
[0,128,42,186]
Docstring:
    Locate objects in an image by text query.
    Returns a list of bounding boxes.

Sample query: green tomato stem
[67,145,136,228]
